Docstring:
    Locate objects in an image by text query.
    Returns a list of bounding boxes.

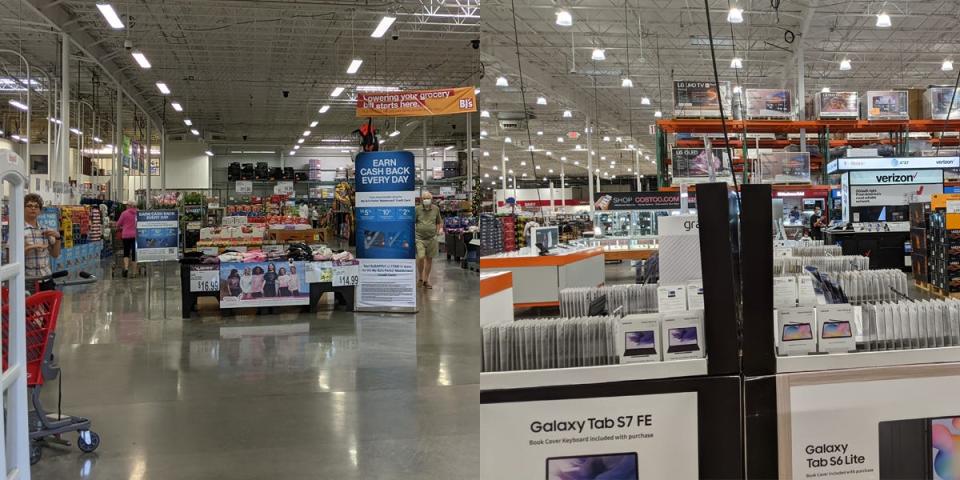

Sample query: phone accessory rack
[559,284,658,318]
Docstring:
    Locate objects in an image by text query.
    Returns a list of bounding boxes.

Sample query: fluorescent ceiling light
[536,96,547,105]
[591,48,606,61]
[92,137,103,143]
[474,88,480,95]
[504,136,512,143]
[69,128,82,135]
[389,130,400,137]
[556,137,564,143]
[170,102,183,112]
[483,151,490,157]
[371,16,396,38]
[184,119,193,126]
[537,131,543,136]
[229,150,275,154]
[839,59,851,70]
[205,150,214,156]
[563,110,572,118]
[821,87,831,93]
[8,99,28,111]
[622,78,634,88]
[310,120,319,128]
[289,151,296,156]
[727,7,744,23]
[480,130,488,137]
[96,4,125,29]
[444,145,454,151]
[190,129,200,136]
[616,136,623,142]
[496,76,508,87]
[732,86,742,93]
[641,97,651,105]
[48,117,62,124]
[346,59,363,74]
[480,110,490,118]
[330,87,345,97]
[10,135,20,141]
[303,130,311,137]
[131,51,151,69]
[730,57,743,69]
[319,105,330,113]
[294,145,301,150]
[876,12,891,28]
[356,85,400,92]
[379,139,385,144]
[944,60,955,72]
[297,138,305,144]
[603,136,610,142]
[156,82,171,94]
[546,151,552,156]
[556,10,573,27]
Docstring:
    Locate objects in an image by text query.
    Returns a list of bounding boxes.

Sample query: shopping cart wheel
[30,444,41,465]
[77,430,100,453]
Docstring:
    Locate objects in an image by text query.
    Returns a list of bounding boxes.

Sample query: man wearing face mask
[415,191,443,289]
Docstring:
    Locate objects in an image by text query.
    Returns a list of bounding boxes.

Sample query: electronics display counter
[824,227,910,270]
[479,271,513,327]
[479,246,604,308]
[571,236,659,262]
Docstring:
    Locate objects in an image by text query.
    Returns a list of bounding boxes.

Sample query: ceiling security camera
[391,30,400,41]
[282,90,290,98]
[124,40,134,51]
[471,39,480,50]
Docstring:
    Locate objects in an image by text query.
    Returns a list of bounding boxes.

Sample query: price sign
[333,262,359,287]
[189,267,220,292]
[305,262,333,283]
[236,180,253,194]
[275,181,295,195]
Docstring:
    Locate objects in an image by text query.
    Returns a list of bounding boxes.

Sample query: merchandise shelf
[775,346,960,374]
[479,358,708,391]
[657,118,960,134]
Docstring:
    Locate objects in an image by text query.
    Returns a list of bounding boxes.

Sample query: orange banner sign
[356,87,477,117]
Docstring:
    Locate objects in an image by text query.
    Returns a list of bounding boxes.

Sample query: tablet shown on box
[546,452,639,480]
[624,330,657,356]
[666,327,700,353]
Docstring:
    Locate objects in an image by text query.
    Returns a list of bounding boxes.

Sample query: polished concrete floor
[31,259,479,479]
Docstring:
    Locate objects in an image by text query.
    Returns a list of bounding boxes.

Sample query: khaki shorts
[416,236,439,258]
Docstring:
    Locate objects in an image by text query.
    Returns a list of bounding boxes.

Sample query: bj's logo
[874,172,918,183]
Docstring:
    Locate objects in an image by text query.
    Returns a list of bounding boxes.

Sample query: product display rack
[655,118,960,187]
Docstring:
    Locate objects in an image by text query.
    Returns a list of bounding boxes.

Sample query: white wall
[164,140,210,189]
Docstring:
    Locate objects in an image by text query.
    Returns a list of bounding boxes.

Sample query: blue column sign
[354,151,417,312]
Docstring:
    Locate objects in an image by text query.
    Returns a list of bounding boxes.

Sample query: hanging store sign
[849,169,944,185]
[356,86,477,117]
[830,156,960,173]
[355,151,417,312]
[593,192,695,211]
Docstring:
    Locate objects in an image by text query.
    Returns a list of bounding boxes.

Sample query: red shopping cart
[2,289,100,464]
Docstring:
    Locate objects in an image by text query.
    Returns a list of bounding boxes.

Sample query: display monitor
[533,226,560,250]
[546,452,639,480]
[624,331,657,356]
[666,326,700,353]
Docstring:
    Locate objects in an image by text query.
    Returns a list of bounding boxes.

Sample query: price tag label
[332,262,359,287]
[275,181,295,195]
[236,180,253,194]
[305,262,333,283]
[189,268,219,292]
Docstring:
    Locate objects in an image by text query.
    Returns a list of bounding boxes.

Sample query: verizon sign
[849,169,943,185]
[834,156,960,172]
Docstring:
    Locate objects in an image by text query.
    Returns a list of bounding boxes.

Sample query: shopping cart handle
[78,271,93,279]
[50,271,69,280]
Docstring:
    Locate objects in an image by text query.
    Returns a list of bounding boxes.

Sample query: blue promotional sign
[136,210,179,263]
[355,151,418,312]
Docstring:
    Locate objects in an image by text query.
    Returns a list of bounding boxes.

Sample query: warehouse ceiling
[0,0,481,151]
[480,0,960,184]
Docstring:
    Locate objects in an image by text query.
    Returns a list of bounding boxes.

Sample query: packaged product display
[816,91,859,118]
[860,300,960,351]
[743,88,793,119]
[923,86,960,119]
[672,80,731,118]
[559,284,658,317]
[773,255,870,275]
[480,316,619,372]
[864,90,909,120]
[670,147,731,182]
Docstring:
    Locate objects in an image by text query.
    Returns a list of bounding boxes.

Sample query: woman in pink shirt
[115,200,138,277]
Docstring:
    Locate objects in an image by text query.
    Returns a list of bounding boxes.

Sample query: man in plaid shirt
[24,193,61,288]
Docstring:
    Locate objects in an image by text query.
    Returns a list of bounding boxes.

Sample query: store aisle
[31,260,480,480]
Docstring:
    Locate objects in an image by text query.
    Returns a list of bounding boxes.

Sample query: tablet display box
[618,314,662,363]
[817,304,857,353]
[661,310,705,360]
[777,306,817,356]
